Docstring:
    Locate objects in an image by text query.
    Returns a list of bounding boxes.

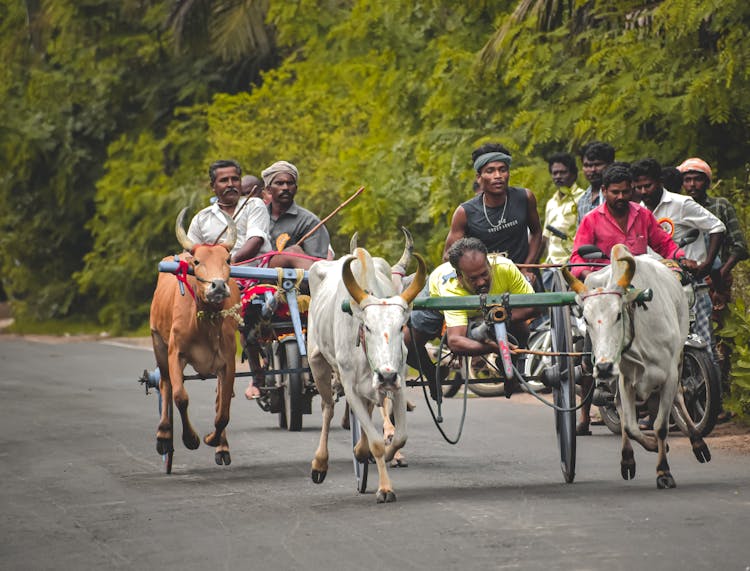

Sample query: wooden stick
[296,186,365,247]
[213,189,257,245]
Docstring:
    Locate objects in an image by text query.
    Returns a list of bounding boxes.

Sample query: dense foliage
[2,0,749,419]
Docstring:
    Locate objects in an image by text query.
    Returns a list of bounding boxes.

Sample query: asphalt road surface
[2,336,749,570]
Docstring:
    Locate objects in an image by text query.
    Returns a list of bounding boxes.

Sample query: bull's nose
[595,361,613,378]
[377,370,398,386]
[209,279,230,296]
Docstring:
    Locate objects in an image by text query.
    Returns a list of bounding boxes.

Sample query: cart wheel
[550,271,576,484]
[281,339,305,432]
[157,390,174,474]
[349,407,368,494]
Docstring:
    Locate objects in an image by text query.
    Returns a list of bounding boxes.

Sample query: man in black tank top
[443,143,543,286]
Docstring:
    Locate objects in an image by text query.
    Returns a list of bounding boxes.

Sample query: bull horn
[349,232,359,254]
[217,209,237,251]
[342,256,369,305]
[400,253,427,304]
[391,227,414,275]
[615,256,636,289]
[561,266,588,294]
[175,207,196,252]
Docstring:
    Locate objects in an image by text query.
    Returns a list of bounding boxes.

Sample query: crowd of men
[186,143,747,426]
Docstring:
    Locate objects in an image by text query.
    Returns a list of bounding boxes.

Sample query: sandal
[244,384,261,400]
[716,410,733,424]
[638,415,653,431]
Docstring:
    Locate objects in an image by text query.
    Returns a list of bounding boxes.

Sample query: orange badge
[657,217,675,237]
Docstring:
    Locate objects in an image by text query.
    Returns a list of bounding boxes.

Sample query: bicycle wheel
[349,407,368,493]
[550,271,576,483]
[672,345,721,437]
[280,339,305,432]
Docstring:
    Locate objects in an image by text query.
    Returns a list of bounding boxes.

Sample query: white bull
[307,246,426,503]
[565,244,710,488]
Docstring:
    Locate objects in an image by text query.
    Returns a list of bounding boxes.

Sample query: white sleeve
[186,212,204,246]
[682,197,725,234]
[242,198,271,250]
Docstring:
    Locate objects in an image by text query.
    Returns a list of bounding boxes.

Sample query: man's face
[212,166,241,206]
[582,157,609,188]
[456,250,492,295]
[682,172,709,203]
[476,161,510,196]
[550,162,577,188]
[603,180,632,215]
[269,173,298,207]
[633,175,661,207]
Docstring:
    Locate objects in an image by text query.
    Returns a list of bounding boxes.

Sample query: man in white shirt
[187,160,271,264]
[631,158,724,370]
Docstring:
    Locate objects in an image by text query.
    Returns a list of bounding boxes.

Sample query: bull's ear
[623,287,644,304]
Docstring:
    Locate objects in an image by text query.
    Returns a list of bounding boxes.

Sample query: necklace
[482,193,508,229]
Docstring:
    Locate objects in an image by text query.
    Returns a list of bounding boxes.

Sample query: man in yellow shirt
[541,152,585,290]
[405,238,536,398]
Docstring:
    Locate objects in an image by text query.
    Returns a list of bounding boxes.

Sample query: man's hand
[521,269,536,285]
[678,258,699,274]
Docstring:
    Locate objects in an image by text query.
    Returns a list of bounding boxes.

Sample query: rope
[409,324,470,445]
[175,259,196,301]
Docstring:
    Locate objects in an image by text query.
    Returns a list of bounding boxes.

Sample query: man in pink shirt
[568,162,698,435]
[569,162,694,279]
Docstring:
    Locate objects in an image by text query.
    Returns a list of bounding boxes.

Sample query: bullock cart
[343,270,653,489]
[139,263,315,471]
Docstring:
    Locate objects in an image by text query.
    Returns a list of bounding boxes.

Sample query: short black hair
[580,141,615,164]
[447,237,488,271]
[602,161,632,188]
[630,158,662,182]
[547,152,578,177]
[208,159,242,185]
[661,167,684,193]
[471,143,512,164]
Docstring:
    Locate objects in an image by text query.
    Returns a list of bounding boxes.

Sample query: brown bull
[150,208,242,467]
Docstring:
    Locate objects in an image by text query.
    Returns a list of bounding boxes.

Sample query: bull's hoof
[215,450,231,466]
[390,457,408,468]
[203,432,221,448]
[156,438,173,455]
[311,469,327,484]
[691,439,711,463]
[656,472,676,489]
[183,432,200,450]
[341,415,350,430]
[621,460,636,480]
[376,489,397,503]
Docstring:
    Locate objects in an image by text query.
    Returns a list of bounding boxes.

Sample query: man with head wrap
[261,160,331,269]
[442,143,543,286]
[678,157,748,421]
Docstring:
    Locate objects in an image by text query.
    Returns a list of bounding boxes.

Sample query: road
[1,336,749,570]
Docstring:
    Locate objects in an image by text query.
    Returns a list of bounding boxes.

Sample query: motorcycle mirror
[678,228,700,248]
[578,244,606,260]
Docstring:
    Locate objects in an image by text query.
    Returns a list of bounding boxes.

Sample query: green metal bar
[413,292,576,311]
[340,289,652,314]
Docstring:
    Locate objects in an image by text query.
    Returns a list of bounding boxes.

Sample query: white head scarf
[261,160,299,187]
